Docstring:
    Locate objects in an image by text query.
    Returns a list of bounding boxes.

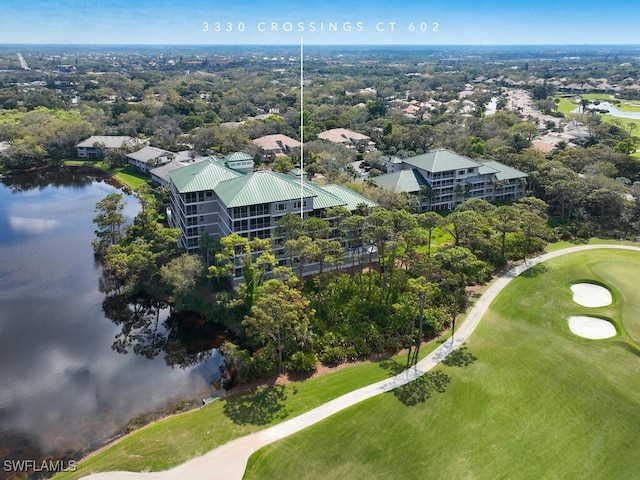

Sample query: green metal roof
[403,148,480,173]
[479,160,528,181]
[215,171,316,208]
[321,184,378,211]
[300,180,346,210]
[167,158,243,193]
[224,152,254,162]
[372,169,428,193]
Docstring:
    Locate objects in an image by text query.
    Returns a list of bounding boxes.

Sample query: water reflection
[0,169,224,479]
[102,294,225,369]
[1,166,95,192]
[573,101,640,120]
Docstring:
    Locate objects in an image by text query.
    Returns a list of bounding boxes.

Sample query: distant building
[380,155,404,173]
[317,128,374,150]
[75,136,143,159]
[126,146,191,174]
[372,149,527,211]
[252,134,301,159]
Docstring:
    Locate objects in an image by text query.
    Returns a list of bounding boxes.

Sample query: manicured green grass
[62,160,150,190]
[63,159,113,171]
[244,248,640,480]
[553,95,639,145]
[555,96,578,115]
[113,169,149,189]
[582,93,640,113]
[415,226,454,255]
[52,345,443,480]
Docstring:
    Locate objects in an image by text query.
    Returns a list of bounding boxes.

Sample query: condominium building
[126,146,192,175]
[373,149,527,211]
[166,153,377,280]
[75,135,144,159]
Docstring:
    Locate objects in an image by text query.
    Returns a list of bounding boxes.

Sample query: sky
[0,0,639,45]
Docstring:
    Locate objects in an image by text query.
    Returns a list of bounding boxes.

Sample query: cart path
[82,244,640,480]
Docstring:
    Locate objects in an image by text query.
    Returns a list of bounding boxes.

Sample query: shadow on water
[1,166,96,192]
[519,263,549,278]
[102,293,226,369]
[223,385,290,426]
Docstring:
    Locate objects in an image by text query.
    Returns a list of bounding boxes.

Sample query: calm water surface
[0,169,221,479]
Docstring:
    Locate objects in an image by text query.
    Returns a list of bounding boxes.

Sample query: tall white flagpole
[300,36,304,219]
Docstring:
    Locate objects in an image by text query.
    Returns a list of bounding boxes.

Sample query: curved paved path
[83,245,640,480]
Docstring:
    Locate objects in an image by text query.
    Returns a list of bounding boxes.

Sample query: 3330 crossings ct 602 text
[201,21,440,34]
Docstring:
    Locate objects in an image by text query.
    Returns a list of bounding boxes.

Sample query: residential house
[317,128,374,150]
[75,135,143,159]
[252,134,301,159]
[372,149,527,211]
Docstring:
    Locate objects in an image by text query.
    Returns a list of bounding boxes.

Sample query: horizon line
[2,43,640,48]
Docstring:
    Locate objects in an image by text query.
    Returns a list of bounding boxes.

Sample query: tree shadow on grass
[378,358,451,407]
[393,371,451,406]
[615,341,640,358]
[442,346,477,367]
[520,263,549,278]
[377,358,405,375]
[223,385,289,425]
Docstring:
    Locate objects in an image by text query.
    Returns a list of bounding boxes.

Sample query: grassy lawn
[63,159,149,190]
[52,343,444,480]
[113,169,150,189]
[244,248,640,480]
[582,93,640,113]
[554,96,578,115]
[553,95,639,146]
[415,226,454,255]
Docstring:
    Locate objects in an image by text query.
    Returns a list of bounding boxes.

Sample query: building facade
[75,135,143,159]
[373,149,527,211]
[126,146,192,175]
[166,153,377,281]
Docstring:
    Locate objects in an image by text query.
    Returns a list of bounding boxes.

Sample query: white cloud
[8,216,61,234]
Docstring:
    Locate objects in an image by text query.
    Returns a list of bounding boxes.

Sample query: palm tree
[628,122,637,143]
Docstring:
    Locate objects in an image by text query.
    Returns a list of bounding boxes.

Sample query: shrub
[284,351,317,374]
[319,345,347,366]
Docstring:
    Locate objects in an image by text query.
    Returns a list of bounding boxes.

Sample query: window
[276,203,286,211]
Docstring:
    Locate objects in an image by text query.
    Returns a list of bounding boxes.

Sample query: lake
[0,168,223,479]
[573,101,640,120]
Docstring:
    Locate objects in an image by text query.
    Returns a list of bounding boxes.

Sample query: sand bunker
[570,283,612,308]
[568,316,616,339]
